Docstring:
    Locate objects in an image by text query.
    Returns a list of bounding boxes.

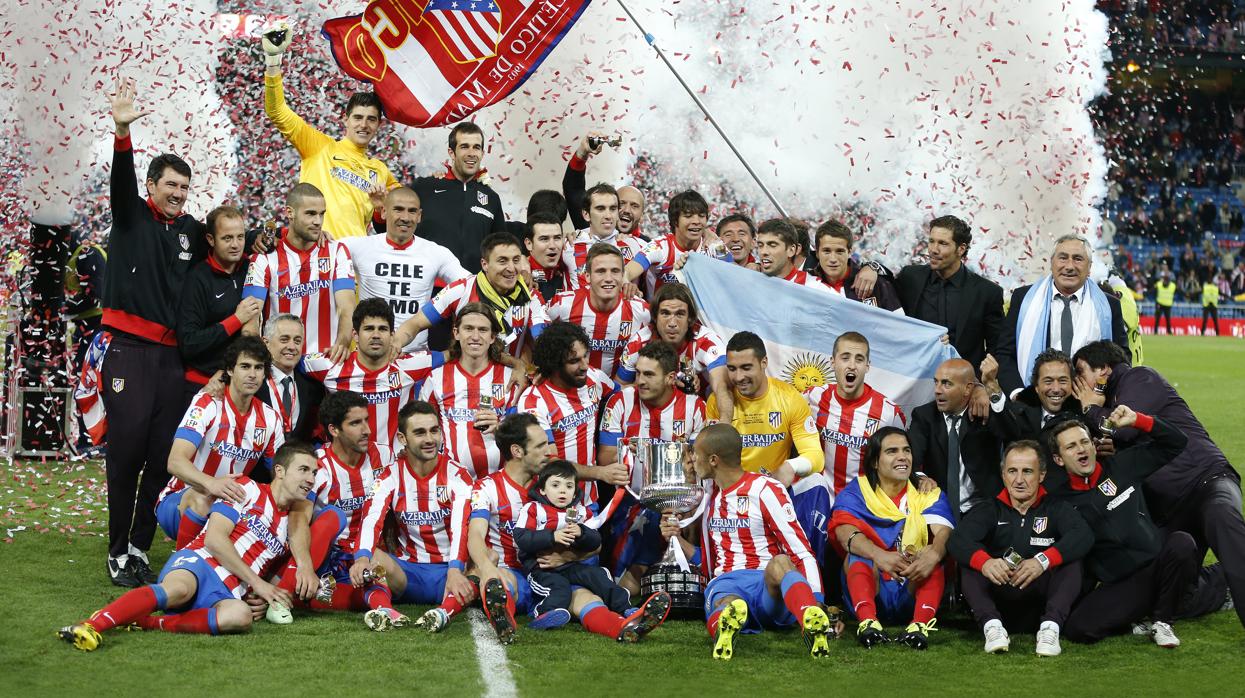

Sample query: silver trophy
[626,438,708,613]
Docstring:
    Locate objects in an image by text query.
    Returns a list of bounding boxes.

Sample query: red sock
[439,593,467,618]
[310,585,366,611]
[140,609,216,634]
[912,565,945,624]
[88,586,159,632]
[846,561,878,621]
[364,584,393,610]
[706,609,723,636]
[175,511,207,550]
[580,604,625,639]
[279,514,342,592]
[780,571,819,620]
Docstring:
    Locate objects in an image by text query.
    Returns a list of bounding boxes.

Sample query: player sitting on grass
[157,336,284,550]
[353,400,479,633]
[661,423,840,661]
[58,442,318,650]
[514,459,672,635]
[829,427,954,650]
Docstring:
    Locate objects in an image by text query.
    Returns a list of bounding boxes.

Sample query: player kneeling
[666,424,842,660]
[58,443,318,650]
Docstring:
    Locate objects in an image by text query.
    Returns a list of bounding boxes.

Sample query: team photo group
[46,18,1245,668]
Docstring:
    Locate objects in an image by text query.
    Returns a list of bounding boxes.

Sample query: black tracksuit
[1085,362,1245,629]
[1052,414,1201,641]
[409,173,505,273]
[176,256,248,387]
[513,490,630,615]
[100,135,207,559]
[949,488,1093,630]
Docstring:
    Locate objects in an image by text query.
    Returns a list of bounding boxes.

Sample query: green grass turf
[1,336,1242,696]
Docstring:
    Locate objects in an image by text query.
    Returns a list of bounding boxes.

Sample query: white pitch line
[467,609,518,698]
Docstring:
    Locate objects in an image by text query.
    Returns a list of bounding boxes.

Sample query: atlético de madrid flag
[322,0,592,127]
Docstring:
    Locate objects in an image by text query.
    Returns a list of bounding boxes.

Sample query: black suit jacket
[256,370,325,444]
[988,389,1087,492]
[907,402,1004,514]
[894,264,1008,373]
[997,284,1128,394]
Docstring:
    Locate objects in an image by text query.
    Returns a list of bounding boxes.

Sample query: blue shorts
[501,565,534,616]
[607,503,666,577]
[318,547,357,584]
[393,560,449,605]
[155,491,186,540]
[840,556,914,623]
[158,549,235,614]
[704,569,793,632]
[792,486,830,565]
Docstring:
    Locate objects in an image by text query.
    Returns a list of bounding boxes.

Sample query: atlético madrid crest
[735,495,750,516]
[1098,479,1118,497]
[768,411,782,429]
[1032,516,1048,534]
[112,378,125,393]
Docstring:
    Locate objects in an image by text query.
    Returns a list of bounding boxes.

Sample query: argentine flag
[682,254,957,413]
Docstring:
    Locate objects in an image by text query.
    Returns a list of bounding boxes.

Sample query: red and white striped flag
[323,0,592,128]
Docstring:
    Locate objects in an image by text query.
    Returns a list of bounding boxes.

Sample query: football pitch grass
[1,336,1242,696]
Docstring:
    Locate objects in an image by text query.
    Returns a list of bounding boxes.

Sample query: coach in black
[1073,340,1245,630]
[176,205,260,393]
[949,441,1093,656]
[99,79,207,587]
[1046,409,1198,646]
[409,122,505,274]
[893,215,1009,373]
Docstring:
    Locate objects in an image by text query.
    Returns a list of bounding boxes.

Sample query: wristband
[265,54,283,68]
[846,531,862,556]
[1035,552,1050,571]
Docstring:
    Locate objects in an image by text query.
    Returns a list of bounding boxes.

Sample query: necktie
[281,377,293,419]
[947,414,962,517]
[1057,295,1074,355]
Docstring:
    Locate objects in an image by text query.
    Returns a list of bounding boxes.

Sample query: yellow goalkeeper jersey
[264,73,399,239]
[707,377,824,475]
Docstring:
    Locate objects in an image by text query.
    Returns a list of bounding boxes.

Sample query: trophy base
[640,561,706,618]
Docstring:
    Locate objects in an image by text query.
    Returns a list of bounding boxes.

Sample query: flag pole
[615,0,789,219]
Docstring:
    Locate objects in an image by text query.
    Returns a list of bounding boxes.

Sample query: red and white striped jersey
[804,384,907,493]
[567,229,646,278]
[600,387,706,491]
[545,289,650,378]
[418,360,516,480]
[631,233,702,299]
[184,478,290,599]
[302,350,440,450]
[162,391,284,502]
[516,499,593,533]
[616,324,727,387]
[781,266,830,292]
[356,452,474,565]
[311,443,393,550]
[469,469,532,570]
[244,237,355,355]
[421,276,549,359]
[700,471,822,593]
[517,368,615,504]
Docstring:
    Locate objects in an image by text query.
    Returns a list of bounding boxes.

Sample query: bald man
[906,358,1004,519]
[344,187,470,352]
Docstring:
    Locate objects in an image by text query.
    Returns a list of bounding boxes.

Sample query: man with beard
[516,322,618,510]
[178,206,262,393]
[392,233,547,361]
[344,187,469,352]
[756,218,828,290]
[563,132,648,239]
[626,190,711,298]
[243,183,357,361]
[302,299,440,451]
[616,282,734,422]
[566,184,646,277]
[546,245,650,378]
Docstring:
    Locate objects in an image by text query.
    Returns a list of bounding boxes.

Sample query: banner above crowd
[322,0,592,127]
[682,254,958,414]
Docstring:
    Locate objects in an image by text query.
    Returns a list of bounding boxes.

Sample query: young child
[513,459,671,640]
